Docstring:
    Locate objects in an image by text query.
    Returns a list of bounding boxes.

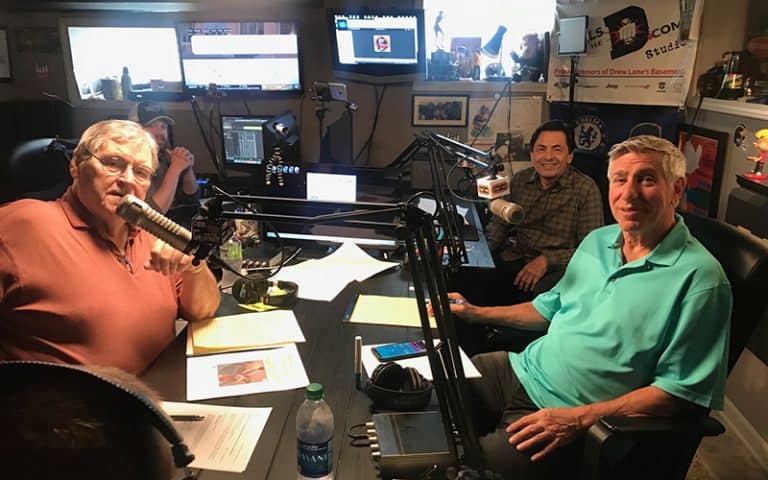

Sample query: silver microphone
[116,194,200,256]
[488,198,525,224]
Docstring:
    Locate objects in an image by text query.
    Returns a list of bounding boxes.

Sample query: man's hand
[167,147,194,173]
[428,292,477,322]
[514,255,548,292]
[506,407,589,461]
[144,239,203,276]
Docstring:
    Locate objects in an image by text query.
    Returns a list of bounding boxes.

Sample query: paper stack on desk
[185,311,310,401]
[187,310,305,355]
[163,401,271,473]
[272,242,399,301]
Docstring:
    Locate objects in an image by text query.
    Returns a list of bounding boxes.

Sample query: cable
[190,97,222,179]
[353,85,387,165]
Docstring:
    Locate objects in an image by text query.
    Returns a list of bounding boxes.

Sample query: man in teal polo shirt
[446,135,732,477]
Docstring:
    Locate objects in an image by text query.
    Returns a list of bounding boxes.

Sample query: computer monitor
[221,115,271,167]
[306,172,357,203]
[328,9,426,82]
[177,20,302,97]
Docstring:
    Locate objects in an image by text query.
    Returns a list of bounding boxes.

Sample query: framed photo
[677,124,727,218]
[411,94,468,127]
[0,27,11,81]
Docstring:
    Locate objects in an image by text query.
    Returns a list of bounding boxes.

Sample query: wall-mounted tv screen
[177,21,302,97]
[328,9,425,81]
[65,26,184,101]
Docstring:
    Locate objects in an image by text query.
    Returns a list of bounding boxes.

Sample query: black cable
[242,98,251,115]
[190,97,222,179]
[353,85,387,165]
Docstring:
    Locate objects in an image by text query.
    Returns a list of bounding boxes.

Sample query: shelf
[696,97,768,120]
[412,81,547,96]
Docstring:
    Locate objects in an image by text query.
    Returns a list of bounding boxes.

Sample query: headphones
[0,361,194,470]
[364,362,433,412]
[231,278,299,307]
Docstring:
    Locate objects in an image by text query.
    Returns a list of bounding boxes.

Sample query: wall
[690,0,768,464]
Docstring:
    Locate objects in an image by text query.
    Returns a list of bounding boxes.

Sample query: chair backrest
[2,138,74,203]
[681,211,768,372]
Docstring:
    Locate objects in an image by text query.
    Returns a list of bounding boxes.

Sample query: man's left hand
[144,239,199,276]
[513,255,548,292]
[506,407,588,461]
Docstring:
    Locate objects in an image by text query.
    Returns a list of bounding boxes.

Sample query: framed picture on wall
[0,26,12,81]
[677,124,728,217]
[411,94,468,127]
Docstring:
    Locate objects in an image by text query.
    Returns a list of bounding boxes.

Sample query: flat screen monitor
[306,172,357,203]
[177,21,302,97]
[65,26,184,101]
[558,16,588,56]
[221,115,271,166]
[328,9,426,81]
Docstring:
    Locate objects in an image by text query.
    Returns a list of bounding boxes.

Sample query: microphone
[488,198,524,224]
[116,194,201,257]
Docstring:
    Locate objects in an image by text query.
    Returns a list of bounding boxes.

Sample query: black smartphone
[372,340,428,362]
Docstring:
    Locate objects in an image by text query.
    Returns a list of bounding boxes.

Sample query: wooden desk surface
[141,269,424,479]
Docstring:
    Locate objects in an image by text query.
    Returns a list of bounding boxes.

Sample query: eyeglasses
[86,149,155,185]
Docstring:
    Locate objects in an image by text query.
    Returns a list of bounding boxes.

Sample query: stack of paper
[346,294,436,329]
[163,401,271,473]
[273,242,399,301]
[185,311,310,401]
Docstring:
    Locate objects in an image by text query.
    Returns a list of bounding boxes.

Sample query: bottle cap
[306,383,324,400]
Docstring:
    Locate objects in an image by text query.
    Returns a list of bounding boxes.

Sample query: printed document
[186,343,309,401]
[347,294,436,328]
[163,401,271,473]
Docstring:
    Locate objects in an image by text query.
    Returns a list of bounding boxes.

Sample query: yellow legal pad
[347,295,437,328]
[188,311,305,355]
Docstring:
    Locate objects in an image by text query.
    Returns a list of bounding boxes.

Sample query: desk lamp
[481,26,508,80]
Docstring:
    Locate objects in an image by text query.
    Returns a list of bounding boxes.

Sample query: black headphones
[231,278,299,307]
[364,362,433,412]
[0,361,194,469]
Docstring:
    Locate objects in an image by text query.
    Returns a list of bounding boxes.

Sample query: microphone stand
[193,190,489,476]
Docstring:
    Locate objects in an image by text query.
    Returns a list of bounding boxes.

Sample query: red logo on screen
[373,35,391,53]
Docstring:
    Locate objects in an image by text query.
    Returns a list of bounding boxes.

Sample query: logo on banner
[373,35,391,53]
[574,115,607,153]
[603,6,649,60]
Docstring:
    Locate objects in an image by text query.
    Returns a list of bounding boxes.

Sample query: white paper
[362,340,481,381]
[273,242,399,301]
[186,343,309,401]
[163,401,271,473]
[188,310,305,355]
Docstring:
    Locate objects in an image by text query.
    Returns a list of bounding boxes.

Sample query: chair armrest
[580,415,724,480]
[596,415,725,438]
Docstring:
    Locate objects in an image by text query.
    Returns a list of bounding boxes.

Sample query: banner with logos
[546,0,702,106]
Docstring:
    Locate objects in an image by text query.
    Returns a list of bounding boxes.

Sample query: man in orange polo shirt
[0,120,220,374]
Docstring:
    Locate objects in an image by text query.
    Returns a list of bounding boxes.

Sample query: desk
[142,268,425,479]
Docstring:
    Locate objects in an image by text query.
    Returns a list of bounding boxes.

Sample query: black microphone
[488,198,524,224]
[116,194,202,257]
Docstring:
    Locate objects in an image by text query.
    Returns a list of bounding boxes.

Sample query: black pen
[342,292,360,323]
[171,414,205,422]
[354,335,362,390]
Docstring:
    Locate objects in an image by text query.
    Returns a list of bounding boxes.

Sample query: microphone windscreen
[489,199,525,224]
[116,194,194,254]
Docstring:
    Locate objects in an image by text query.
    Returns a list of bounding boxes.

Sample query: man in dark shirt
[485,120,604,304]
[132,101,200,220]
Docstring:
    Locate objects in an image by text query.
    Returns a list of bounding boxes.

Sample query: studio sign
[586,5,683,60]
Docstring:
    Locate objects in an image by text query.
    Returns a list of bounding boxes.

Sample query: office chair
[1,137,74,203]
[580,211,768,480]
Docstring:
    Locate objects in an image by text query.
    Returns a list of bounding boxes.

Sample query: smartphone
[372,340,428,362]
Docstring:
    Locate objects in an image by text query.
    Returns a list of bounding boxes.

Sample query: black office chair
[581,211,768,479]
[1,137,75,204]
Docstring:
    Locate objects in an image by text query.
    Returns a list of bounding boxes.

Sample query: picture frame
[411,94,468,127]
[677,124,727,218]
[0,26,11,82]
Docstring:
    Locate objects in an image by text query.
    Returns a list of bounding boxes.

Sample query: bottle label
[297,439,332,478]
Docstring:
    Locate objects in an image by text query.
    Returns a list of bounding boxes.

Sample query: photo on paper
[411,94,469,127]
[217,360,267,386]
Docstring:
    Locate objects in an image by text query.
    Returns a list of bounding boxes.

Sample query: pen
[354,335,362,390]
[342,293,360,323]
[171,415,205,422]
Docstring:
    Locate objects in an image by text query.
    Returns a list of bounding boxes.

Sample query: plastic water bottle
[219,235,242,286]
[297,383,334,480]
